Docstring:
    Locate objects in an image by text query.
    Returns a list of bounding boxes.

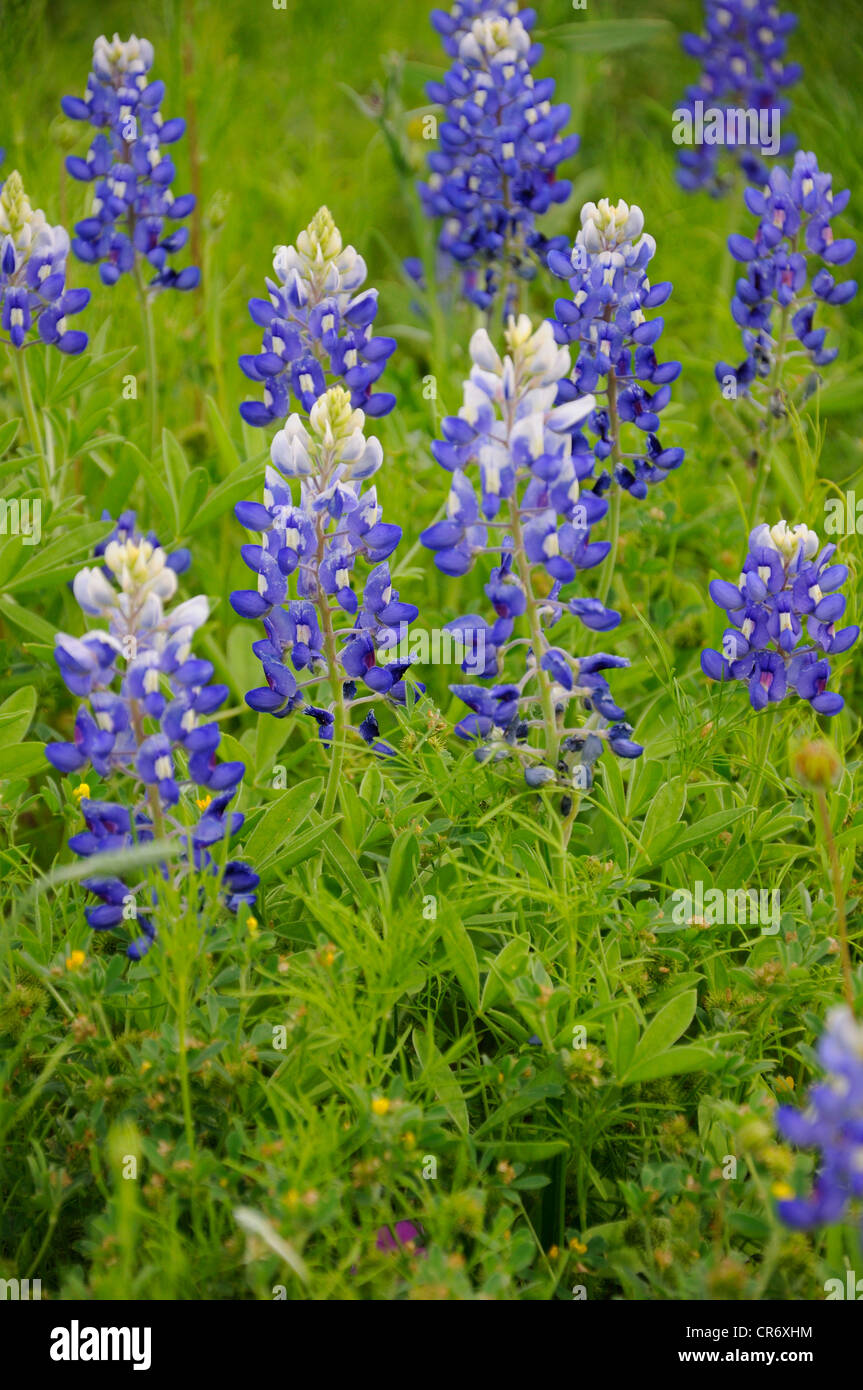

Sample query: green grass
[0,0,861,1300]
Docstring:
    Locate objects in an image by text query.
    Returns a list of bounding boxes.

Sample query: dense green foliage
[0,0,860,1300]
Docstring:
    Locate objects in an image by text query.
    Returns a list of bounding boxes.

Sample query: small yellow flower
[775,1075,795,1093]
[321,945,336,967]
[196,794,212,811]
[73,784,90,802]
[285,1188,300,1210]
[246,915,259,936]
[569,1238,588,1255]
[371,1097,391,1117]
[548,1245,559,1259]
[771,1181,794,1200]
[140,1060,152,1074]
[65,949,86,971]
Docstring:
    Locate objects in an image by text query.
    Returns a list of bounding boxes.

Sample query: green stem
[176,972,196,1157]
[749,708,775,813]
[750,275,792,526]
[815,788,855,1010]
[596,356,622,608]
[597,482,621,609]
[134,259,159,457]
[320,590,347,820]
[506,495,559,769]
[11,348,50,495]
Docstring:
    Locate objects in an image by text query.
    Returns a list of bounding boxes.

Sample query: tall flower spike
[0,170,90,352]
[231,386,422,763]
[419,1,579,312]
[46,512,257,959]
[775,1007,863,1229]
[421,315,642,794]
[701,520,858,714]
[61,34,199,291]
[548,200,685,500]
[716,152,857,403]
[675,0,801,195]
[238,207,396,428]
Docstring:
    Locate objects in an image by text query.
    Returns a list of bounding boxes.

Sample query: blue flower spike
[47,513,257,959]
[422,312,641,797]
[701,520,858,714]
[0,170,90,353]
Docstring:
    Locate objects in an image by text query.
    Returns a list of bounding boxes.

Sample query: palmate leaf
[617,990,716,1085]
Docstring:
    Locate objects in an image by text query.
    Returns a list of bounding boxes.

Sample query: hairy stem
[134,259,159,457]
[11,347,50,496]
[750,245,794,525]
[506,495,559,769]
[815,788,855,1010]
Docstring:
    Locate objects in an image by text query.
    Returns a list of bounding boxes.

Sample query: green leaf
[543,18,672,54]
[412,1027,468,1133]
[178,466,210,532]
[4,522,107,594]
[0,685,36,745]
[0,418,21,455]
[0,742,45,778]
[0,596,58,643]
[623,1045,721,1085]
[386,828,419,902]
[186,451,268,536]
[640,776,687,853]
[610,1004,639,1077]
[480,936,531,1012]
[624,989,697,1078]
[277,815,341,872]
[323,829,378,907]
[241,776,323,869]
[205,395,241,477]
[646,807,749,862]
[439,911,479,1010]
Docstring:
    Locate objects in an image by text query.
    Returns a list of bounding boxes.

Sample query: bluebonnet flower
[716,153,856,402]
[419,1,579,312]
[61,34,199,291]
[675,0,801,195]
[422,314,641,792]
[232,386,421,753]
[548,200,685,499]
[0,171,89,352]
[239,206,396,428]
[775,1007,863,1230]
[701,520,858,714]
[46,515,256,959]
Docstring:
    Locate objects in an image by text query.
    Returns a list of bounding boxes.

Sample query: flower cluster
[675,0,801,195]
[716,153,856,402]
[775,1007,863,1229]
[548,200,684,499]
[239,207,396,428]
[0,170,89,352]
[418,1,578,311]
[61,34,199,291]
[701,520,858,714]
[422,314,641,791]
[46,513,257,959]
[231,386,420,750]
